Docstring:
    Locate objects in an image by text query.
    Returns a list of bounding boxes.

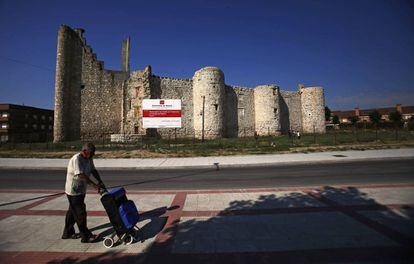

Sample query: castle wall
[279,91,302,133]
[254,85,281,136]
[225,86,255,137]
[54,26,327,142]
[79,42,128,140]
[53,26,83,142]
[123,70,149,135]
[149,76,194,137]
[300,87,326,133]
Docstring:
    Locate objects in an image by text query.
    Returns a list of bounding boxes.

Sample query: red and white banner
[142,99,182,128]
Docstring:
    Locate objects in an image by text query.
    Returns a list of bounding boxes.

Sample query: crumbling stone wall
[280,91,302,133]
[150,76,194,138]
[53,25,129,141]
[79,39,128,139]
[225,86,255,137]
[123,68,151,135]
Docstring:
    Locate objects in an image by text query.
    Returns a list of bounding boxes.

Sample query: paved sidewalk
[0,183,413,263]
[0,148,413,170]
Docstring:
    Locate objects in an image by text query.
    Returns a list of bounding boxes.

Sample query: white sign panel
[142,99,182,128]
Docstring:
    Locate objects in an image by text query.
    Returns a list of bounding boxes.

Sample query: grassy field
[1,129,413,158]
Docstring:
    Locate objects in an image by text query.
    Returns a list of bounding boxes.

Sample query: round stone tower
[53,25,83,142]
[254,85,281,136]
[192,67,225,139]
[300,86,326,133]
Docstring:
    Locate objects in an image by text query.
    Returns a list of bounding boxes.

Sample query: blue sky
[0,0,413,110]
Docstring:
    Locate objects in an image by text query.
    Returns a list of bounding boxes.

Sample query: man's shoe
[62,233,81,239]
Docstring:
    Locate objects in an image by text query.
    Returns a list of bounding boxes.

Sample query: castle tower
[53,25,83,142]
[121,37,130,72]
[192,67,225,139]
[254,85,281,136]
[300,86,326,133]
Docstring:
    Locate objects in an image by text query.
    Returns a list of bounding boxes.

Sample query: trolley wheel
[103,237,114,248]
[124,234,134,245]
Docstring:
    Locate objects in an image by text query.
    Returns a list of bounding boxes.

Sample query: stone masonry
[53,25,326,142]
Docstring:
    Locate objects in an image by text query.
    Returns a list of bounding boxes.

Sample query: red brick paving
[1,183,414,263]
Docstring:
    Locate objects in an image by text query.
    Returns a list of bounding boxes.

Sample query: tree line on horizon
[324,106,413,129]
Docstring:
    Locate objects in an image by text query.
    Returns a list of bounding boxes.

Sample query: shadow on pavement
[88,206,173,245]
[48,186,414,263]
[0,192,64,207]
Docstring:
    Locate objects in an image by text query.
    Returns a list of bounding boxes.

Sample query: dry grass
[1,141,413,159]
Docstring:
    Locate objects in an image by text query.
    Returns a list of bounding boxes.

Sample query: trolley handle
[98,182,108,196]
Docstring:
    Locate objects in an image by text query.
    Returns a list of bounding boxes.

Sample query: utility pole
[202,95,205,142]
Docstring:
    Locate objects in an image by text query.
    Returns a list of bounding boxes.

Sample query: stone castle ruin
[53,25,326,142]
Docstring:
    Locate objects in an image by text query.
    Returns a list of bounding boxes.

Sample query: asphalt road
[0,158,413,190]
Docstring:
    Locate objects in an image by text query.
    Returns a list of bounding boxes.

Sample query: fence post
[356,127,359,142]
[168,132,171,149]
[193,134,195,149]
[395,127,398,141]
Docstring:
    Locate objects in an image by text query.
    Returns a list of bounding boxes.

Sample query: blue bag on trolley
[119,200,139,229]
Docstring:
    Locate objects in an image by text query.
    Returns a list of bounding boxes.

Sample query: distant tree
[349,115,359,125]
[369,111,382,128]
[332,115,339,125]
[389,111,403,127]
[325,106,331,121]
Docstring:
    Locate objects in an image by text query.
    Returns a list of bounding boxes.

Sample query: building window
[25,114,29,119]
[49,125,53,130]
[24,124,28,129]
[33,114,38,119]
[33,124,37,129]
[41,115,45,120]
[49,116,53,121]
[0,135,8,142]
[1,112,8,118]
[1,123,8,129]
[41,124,45,130]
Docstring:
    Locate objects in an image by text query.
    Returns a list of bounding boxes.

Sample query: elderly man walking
[62,143,104,243]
